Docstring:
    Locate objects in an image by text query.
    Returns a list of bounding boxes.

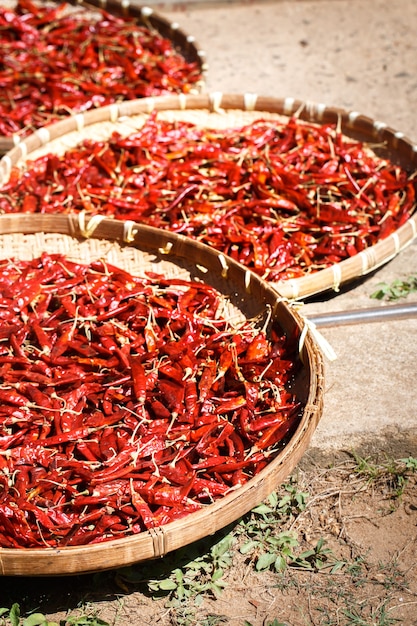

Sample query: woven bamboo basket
[0,0,206,154]
[0,213,324,576]
[1,93,416,300]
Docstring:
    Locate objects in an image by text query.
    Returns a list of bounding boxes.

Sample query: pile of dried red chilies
[0,0,202,138]
[0,253,302,548]
[2,113,415,281]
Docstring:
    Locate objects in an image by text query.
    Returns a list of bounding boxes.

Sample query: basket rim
[0,213,324,576]
[0,92,416,301]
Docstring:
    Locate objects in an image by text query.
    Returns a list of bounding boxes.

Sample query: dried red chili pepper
[0,1,202,138]
[0,254,302,548]
[2,114,415,280]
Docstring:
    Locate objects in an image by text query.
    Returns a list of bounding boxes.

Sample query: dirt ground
[2,433,416,626]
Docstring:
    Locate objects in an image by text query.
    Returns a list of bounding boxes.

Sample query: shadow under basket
[0,93,416,300]
[0,214,324,576]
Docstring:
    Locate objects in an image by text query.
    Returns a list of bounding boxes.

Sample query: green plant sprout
[0,605,59,626]
[370,274,417,301]
[0,605,109,626]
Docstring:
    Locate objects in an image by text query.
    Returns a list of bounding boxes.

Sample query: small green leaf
[212,534,233,557]
[267,492,279,507]
[256,552,276,571]
[9,604,21,626]
[194,594,204,607]
[274,555,287,571]
[278,495,291,508]
[239,540,259,554]
[370,275,417,301]
[252,503,273,515]
[22,614,52,626]
[330,560,346,574]
[277,532,299,548]
[213,579,226,590]
[370,282,390,299]
[210,583,225,598]
[401,456,417,471]
[158,578,178,591]
[173,568,184,583]
[212,568,223,581]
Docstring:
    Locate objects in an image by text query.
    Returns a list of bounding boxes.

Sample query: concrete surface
[149,0,417,451]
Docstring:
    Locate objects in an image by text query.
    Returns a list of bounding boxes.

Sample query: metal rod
[308,302,417,328]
